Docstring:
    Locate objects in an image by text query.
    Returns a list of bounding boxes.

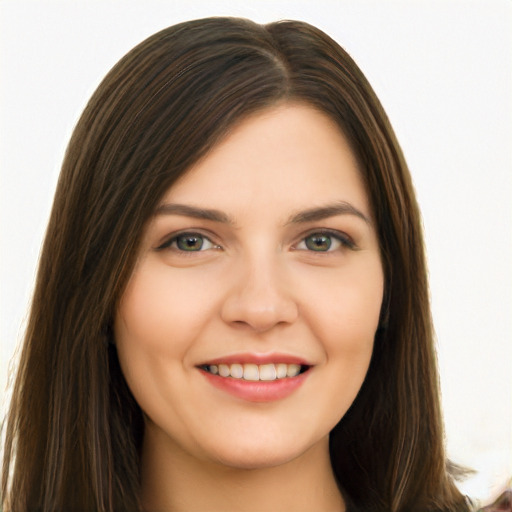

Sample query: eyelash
[155,231,220,253]
[293,229,356,253]
[156,229,355,254]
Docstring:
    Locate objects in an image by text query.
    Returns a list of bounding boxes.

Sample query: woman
[2,17,472,511]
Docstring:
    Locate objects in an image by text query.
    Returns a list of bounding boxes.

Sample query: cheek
[290,266,382,436]
[314,269,382,413]
[299,257,383,413]
[115,261,213,356]
[302,258,384,352]
[113,262,211,407]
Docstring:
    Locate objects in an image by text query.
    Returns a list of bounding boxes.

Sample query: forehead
[160,103,370,222]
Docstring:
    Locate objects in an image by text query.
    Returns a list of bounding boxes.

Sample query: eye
[157,232,219,252]
[295,230,354,252]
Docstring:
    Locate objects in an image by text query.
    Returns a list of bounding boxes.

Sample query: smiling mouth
[200,363,310,381]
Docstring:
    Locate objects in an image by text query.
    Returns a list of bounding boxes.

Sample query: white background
[1,1,510,506]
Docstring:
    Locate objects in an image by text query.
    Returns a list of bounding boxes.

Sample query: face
[115,104,384,470]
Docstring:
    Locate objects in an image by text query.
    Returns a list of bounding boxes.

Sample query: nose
[220,256,299,333]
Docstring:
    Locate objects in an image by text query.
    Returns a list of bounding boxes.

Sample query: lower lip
[199,368,310,402]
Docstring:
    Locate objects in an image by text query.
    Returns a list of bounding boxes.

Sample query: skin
[115,103,384,511]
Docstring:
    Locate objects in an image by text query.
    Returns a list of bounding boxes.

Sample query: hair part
[2,17,468,512]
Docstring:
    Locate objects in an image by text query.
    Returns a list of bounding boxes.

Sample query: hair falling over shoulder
[2,17,471,512]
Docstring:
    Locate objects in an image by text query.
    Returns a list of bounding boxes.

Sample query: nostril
[220,269,299,331]
[221,299,299,333]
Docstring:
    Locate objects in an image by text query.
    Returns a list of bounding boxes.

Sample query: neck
[140,431,345,512]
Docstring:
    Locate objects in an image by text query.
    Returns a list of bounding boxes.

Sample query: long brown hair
[2,17,469,511]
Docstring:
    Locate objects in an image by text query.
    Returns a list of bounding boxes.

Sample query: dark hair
[2,17,469,511]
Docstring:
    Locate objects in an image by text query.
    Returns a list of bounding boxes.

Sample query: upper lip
[198,352,312,366]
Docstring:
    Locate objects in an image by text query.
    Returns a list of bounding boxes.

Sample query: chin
[213,449,300,471]
[206,433,325,471]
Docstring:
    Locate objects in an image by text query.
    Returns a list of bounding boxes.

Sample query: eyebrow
[154,200,371,226]
[287,201,372,226]
[154,203,234,224]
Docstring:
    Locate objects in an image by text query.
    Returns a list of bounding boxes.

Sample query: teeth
[259,363,277,381]
[243,364,259,381]
[218,364,230,377]
[205,363,305,381]
[276,363,288,379]
[287,364,301,377]
[230,363,243,379]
